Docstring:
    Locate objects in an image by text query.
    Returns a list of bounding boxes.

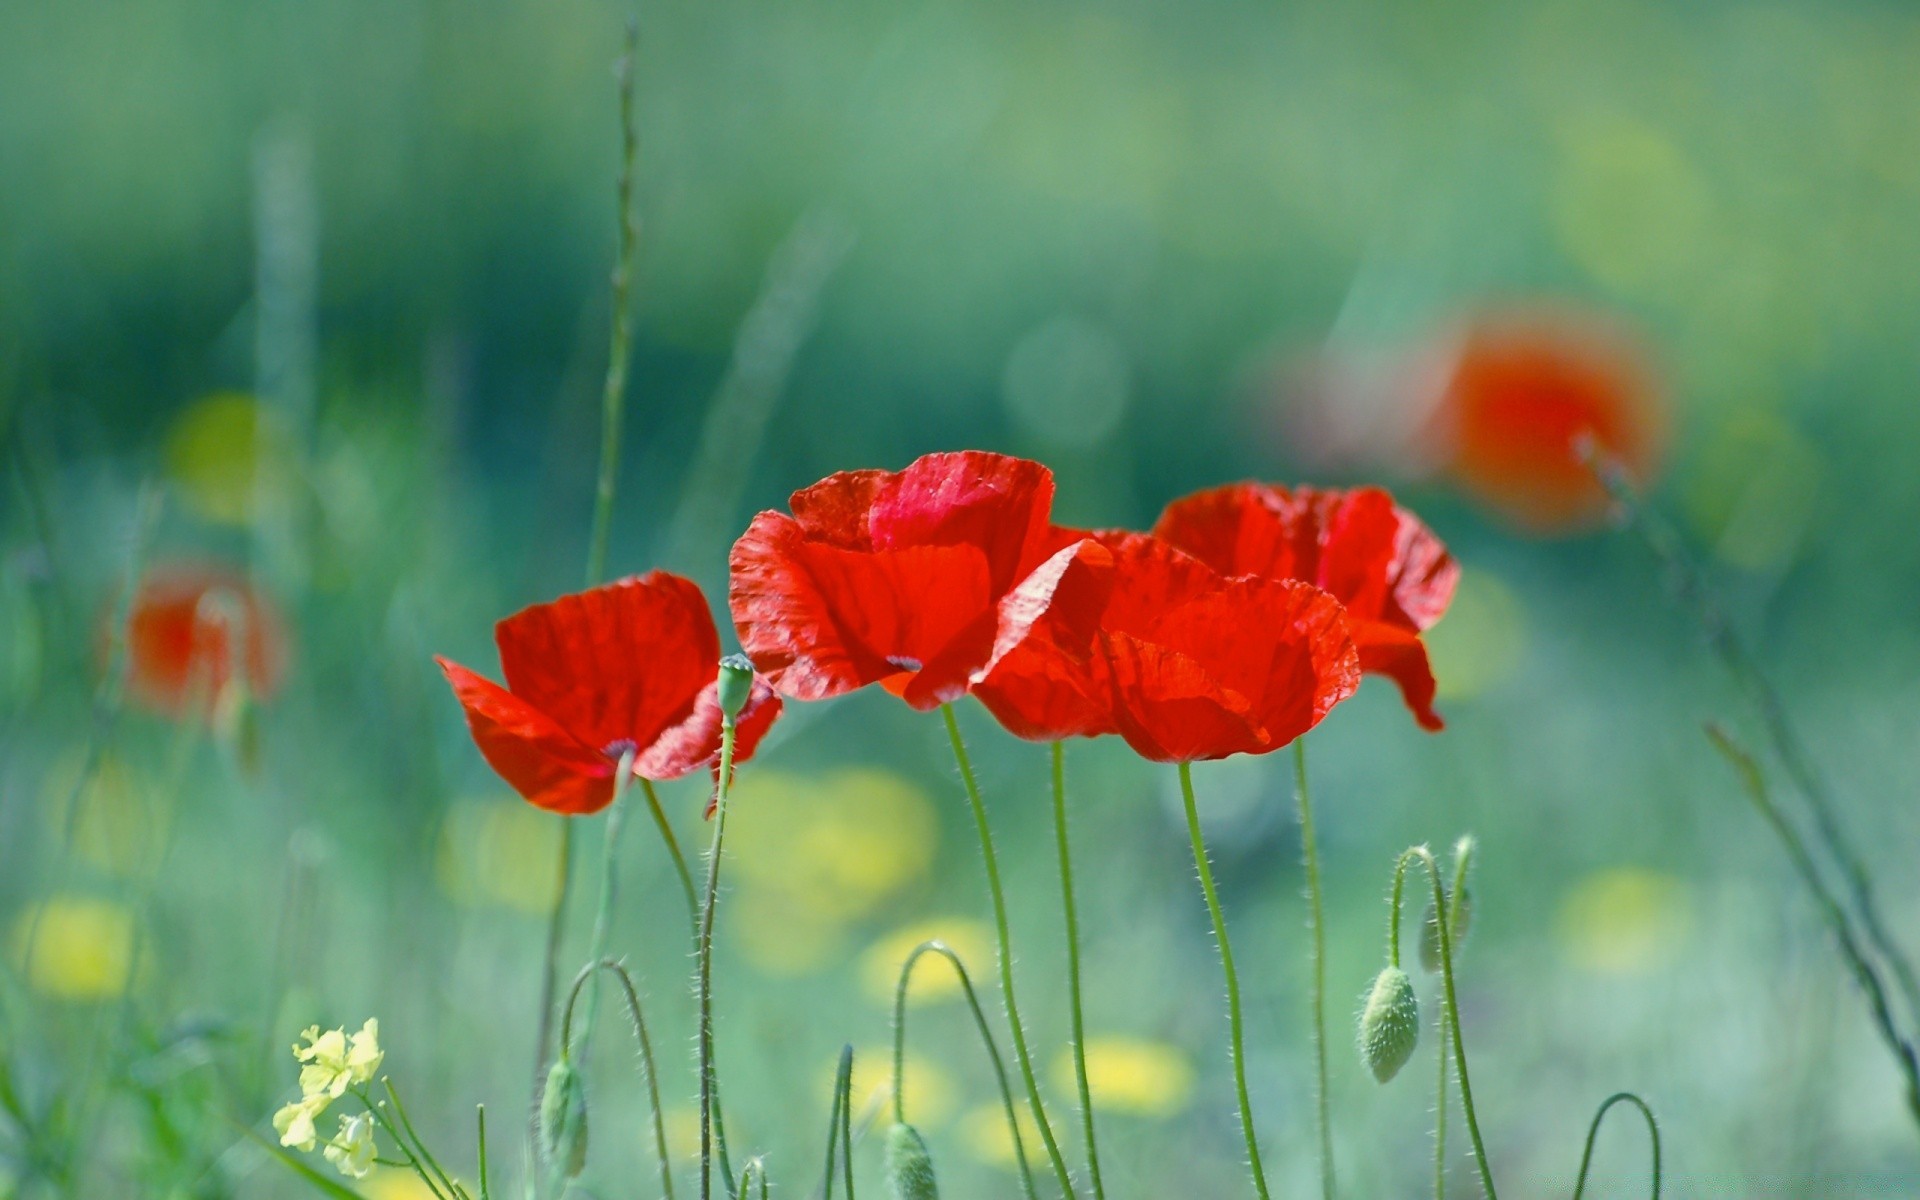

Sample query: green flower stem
[357,1084,452,1200]
[698,719,740,1200]
[533,20,643,1132]
[1052,741,1106,1200]
[1572,1092,1661,1199]
[1178,762,1271,1200]
[1434,1015,1448,1200]
[821,1045,854,1200]
[560,959,677,1200]
[1391,848,1495,1200]
[476,1105,491,1200]
[1292,739,1334,1200]
[573,749,636,1061]
[640,776,700,923]
[940,705,1077,1200]
[892,940,1040,1200]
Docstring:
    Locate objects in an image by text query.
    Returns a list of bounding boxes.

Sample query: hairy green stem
[821,1045,854,1200]
[574,749,636,1059]
[1391,847,1495,1199]
[1052,741,1106,1199]
[940,705,1077,1199]
[892,940,1039,1200]
[1571,1092,1661,1199]
[1433,842,1472,1200]
[698,719,740,1200]
[1178,762,1271,1200]
[1293,739,1334,1200]
[559,959,676,1200]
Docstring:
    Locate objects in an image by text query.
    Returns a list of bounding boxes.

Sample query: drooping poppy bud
[717,654,756,725]
[1358,967,1420,1083]
[1418,886,1474,974]
[539,1058,589,1178]
[884,1122,939,1200]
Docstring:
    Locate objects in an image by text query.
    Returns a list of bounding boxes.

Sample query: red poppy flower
[121,562,288,719]
[1152,483,1458,731]
[969,535,1361,760]
[728,451,1093,711]
[1423,309,1663,533]
[437,572,781,815]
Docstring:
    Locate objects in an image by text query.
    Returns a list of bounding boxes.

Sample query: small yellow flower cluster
[272,1019,384,1178]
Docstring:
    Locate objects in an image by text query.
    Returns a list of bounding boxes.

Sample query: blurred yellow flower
[1684,412,1824,572]
[435,797,563,913]
[324,1111,377,1179]
[363,1171,443,1200]
[1424,569,1526,703]
[860,918,996,1006]
[1557,867,1691,976]
[273,1094,327,1152]
[163,392,292,525]
[729,768,939,922]
[9,896,136,1000]
[1050,1037,1194,1118]
[1551,114,1714,298]
[663,1105,703,1163]
[41,751,169,877]
[733,887,847,976]
[958,1100,1046,1169]
[845,1045,955,1129]
[294,1018,383,1099]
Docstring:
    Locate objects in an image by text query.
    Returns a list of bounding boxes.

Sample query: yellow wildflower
[10,896,136,1000]
[294,1019,383,1099]
[273,1094,328,1152]
[324,1111,377,1179]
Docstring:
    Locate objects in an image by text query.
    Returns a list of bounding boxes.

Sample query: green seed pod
[884,1122,939,1200]
[717,654,756,724]
[1418,885,1473,974]
[1358,966,1420,1083]
[539,1058,589,1178]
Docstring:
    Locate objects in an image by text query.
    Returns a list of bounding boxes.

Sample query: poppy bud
[717,654,755,725]
[539,1058,589,1178]
[884,1122,939,1200]
[1418,886,1473,974]
[1358,967,1420,1083]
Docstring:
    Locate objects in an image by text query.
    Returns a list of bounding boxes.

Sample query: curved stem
[1293,739,1334,1200]
[1052,741,1106,1200]
[1178,762,1271,1200]
[1392,847,1495,1200]
[940,705,1077,1199]
[698,720,740,1200]
[891,940,1040,1200]
[560,958,677,1200]
[1571,1092,1661,1200]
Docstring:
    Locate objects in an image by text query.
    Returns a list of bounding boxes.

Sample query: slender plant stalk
[572,749,636,1059]
[1391,847,1495,1200]
[476,1105,491,1200]
[892,940,1040,1200]
[698,718,741,1200]
[1434,1014,1449,1200]
[1292,739,1334,1200]
[559,959,677,1200]
[1706,724,1920,1119]
[1590,449,1920,1025]
[1571,1092,1661,1199]
[386,1077,462,1197]
[531,20,645,1140]
[1177,762,1271,1200]
[1051,741,1106,1199]
[939,705,1077,1199]
[820,1045,854,1200]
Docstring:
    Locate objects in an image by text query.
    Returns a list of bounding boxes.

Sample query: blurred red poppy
[729,451,1094,711]
[971,535,1361,760]
[1152,483,1457,730]
[1423,310,1663,532]
[121,563,288,719]
[437,572,780,815]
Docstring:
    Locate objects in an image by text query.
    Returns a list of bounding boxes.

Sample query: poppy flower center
[602,738,638,762]
[886,655,923,673]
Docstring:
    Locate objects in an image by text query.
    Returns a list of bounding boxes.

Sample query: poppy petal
[436,657,616,815]
[637,677,784,781]
[495,573,722,757]
[1353,621,1444,732]
[1097,632,1265,762]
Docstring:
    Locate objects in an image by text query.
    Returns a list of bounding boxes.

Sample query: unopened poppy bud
[539,1058,589,1178]
[1358,967,1420,1083]
[884,1122,939,1200]
[717,654,755,725]
[1418,886,1473,974]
